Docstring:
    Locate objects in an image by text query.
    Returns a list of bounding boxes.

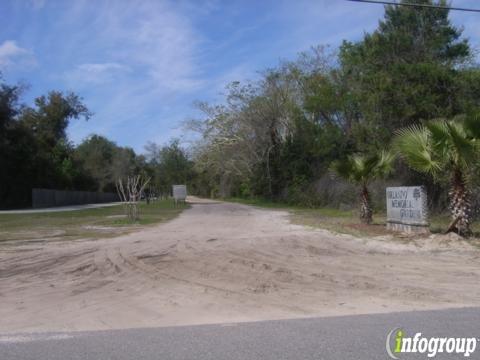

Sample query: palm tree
[330,151,395,224]
[394,113,480,237]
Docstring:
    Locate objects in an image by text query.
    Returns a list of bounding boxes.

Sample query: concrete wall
[32,189,119,208]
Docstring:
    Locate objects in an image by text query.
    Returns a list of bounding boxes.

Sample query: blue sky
[1,0,479,153]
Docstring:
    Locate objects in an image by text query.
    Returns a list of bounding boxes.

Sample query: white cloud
[0,40,36,70]
[61,0,202,93]
[119,1,202,92]
[67,62,131,85]
[60,0,206,148]
[78,62,128,73]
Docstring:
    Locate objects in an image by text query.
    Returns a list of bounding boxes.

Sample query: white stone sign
[386,186,429,233]
[172,185,187,201]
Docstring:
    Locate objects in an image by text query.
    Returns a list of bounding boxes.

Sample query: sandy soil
[1,197,479,334]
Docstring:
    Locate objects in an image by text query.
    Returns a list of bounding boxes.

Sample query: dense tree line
[0,85,92,208]
[0,83,193,208]
[188,0,480,218]
[2,0,480,225]
[144,139,195,196]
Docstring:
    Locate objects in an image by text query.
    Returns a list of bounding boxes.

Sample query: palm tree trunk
[446,169,471,237]
[360,184,373,224]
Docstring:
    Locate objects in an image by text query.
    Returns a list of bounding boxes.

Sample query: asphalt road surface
[1,307,479,360]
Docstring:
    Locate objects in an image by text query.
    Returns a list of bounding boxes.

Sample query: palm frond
[374,150,396,178]
[394,125,441,176]
[330,150,395,185]
[426,120,450,154]
[464,111,480,139]
[330,158,355,183]
[352,154,371,182]
[445,121,477,168]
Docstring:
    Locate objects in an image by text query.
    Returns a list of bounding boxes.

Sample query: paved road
[0,202,122,214]
[1,307,479,360]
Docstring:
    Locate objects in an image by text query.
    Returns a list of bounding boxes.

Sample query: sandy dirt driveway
[1,197,479,334]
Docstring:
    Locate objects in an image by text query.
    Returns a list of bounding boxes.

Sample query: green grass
[226,197,480,239]
[226,197,305,209]
[0,200,188,243]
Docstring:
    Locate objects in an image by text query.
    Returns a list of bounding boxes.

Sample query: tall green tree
[0,83,36,208]
[74,135,117,191]
[145,139,194,196]
[19,91,91,190]
[21,91,91,145]
[339,0,473,151]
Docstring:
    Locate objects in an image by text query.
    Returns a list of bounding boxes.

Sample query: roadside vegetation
[226,197,480,240]
[187,1,480,237]
[0,92,194,209]
[330,151,395,224]
[2,1,480,238]
[0,200,188,243]
[395,115,480,236]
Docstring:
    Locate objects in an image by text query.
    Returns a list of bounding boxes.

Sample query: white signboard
[386,186,428,226]
[172,185,187,201]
